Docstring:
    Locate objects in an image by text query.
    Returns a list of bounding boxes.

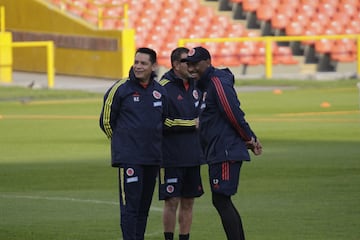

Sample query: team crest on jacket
[126,168,134,176]
[133,92,140,102]
[166,185,175,193]
[193,90,199,100]
[153,90,161,99]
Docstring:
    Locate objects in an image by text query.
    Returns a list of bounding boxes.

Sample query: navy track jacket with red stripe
[99,70,168,167]
[159,69,204,167]
[197,66,257,164]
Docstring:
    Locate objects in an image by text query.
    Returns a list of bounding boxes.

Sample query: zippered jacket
[99,70,168,167]
[197,66,257,164]
[159,69,204,167]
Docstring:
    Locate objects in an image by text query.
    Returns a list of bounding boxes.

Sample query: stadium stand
[46,0,359,72]
[47,0,300,69]
[228,0,359,71]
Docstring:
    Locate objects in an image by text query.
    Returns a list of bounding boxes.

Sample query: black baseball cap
[181,46,211,63]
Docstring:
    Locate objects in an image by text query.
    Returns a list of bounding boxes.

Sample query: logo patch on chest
[133,92,140,102]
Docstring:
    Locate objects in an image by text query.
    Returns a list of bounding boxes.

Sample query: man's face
[186,60,210,80]
[174,53,194,80]
[133,52,156,82]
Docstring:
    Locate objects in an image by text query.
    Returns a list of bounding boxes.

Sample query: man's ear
[152,63,158,72]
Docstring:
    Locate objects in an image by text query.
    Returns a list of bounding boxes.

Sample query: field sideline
[0,79,359,240]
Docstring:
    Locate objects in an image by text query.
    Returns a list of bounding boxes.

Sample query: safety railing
[179,35,360,79]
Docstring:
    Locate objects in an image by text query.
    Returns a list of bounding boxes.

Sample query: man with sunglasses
[159,47,204,240]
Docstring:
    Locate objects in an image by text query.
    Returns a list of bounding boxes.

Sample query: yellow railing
[12,41,55,88]
[0,6,55,88]
[179,35,360,79]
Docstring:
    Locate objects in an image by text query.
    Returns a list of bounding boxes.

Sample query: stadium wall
[0,0,134,79]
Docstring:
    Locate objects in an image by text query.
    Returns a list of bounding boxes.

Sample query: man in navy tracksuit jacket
[99,48,167,240]
[182,47,262,240]
[158,47,204,240]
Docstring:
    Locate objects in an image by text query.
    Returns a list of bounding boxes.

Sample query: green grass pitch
[1,79,359,240]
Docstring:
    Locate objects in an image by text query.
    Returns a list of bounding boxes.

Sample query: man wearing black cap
[182,46,262,240]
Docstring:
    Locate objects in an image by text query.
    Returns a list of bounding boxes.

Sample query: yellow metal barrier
[179,35,360,79]
[0,5,55,88]
[12,41,55,88]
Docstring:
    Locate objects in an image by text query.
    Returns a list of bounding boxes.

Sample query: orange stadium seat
[331,39,357,62]
[300,0,319,7]
[314,39,335,53]
[242,0,261,12]
[309,11,330,26]
[297,3,316,19]
[338,4,358,19]
[276,3,297,19]
[271,13,289,30]
[285,21,305,36]
[318,3,337,18]
[274,46,299,65]
[256,5,275,21]
[261,0,281,8]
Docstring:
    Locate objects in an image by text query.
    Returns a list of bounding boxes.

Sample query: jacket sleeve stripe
[164,118,196,127]
[211,76,251,141]
[102,80,125,138]
[159,79,170,86]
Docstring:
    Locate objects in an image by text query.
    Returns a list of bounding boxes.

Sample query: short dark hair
[170,47,189,67]
[136,47,157,64]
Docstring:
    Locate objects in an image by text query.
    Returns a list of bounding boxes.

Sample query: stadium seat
[261,0,281,8]
[301,22,323,45]
[299,0,319,7]
[326,20,344,35]
[271,13,289,30]
[285,21,304,36]
[276,2,299,18]
[274,46,299,65]
[331,39,357,62]
[256,5,274,21]
[225,23,247,37]
[338,4,358,19]
[291,13,310,27]
[318,3,337,18]
[242,0,261,12]
[297,3,316,19]
[314,39,335,53]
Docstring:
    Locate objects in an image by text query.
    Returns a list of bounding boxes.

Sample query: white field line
[0,194,162,212]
